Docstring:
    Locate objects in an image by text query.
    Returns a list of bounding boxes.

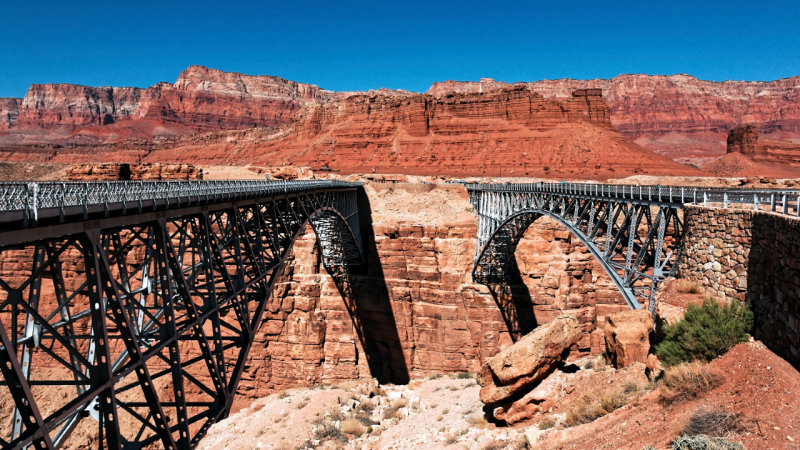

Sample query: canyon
[430,74,800,163]
[3,67,800,178]
[0,85,701,180]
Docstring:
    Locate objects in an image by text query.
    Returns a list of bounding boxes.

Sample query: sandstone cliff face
[15,84,143,130]
[1,66,362,144]
[725,124,800,168]
[429,74,800,159]
[235,183,630,397]
[0,98,20,129]
[125,85,698,179]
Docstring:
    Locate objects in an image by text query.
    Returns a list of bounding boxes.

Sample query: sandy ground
[198,341,800,450]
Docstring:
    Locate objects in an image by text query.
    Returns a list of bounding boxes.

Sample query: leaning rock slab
[603,309,653,368]
[478,315,581,406]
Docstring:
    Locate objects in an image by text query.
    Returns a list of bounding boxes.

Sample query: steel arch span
[0,180,364,449]
[468,183,688,312]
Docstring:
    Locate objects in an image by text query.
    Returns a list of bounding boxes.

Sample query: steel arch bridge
[0,180,364,449]
[467,182,800,315]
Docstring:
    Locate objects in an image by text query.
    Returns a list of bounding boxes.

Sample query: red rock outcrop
[477,315,581,407]
[131,86,700,179]
[430,74,800,160]
[727,125,760,155]
[721,124,800,172]
[0,98,20,129]
[602,309,653,368]
[14,84,142,130]
[65,162,202,180]
[1,66,400,145]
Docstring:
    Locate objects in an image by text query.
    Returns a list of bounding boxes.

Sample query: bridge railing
[0,179,363,224]
[464,182,800,216]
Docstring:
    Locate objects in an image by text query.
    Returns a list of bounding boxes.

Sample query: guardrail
[465,182,800,216]
[0,179,363,225]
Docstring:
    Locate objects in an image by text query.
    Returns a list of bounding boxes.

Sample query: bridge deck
[465,182,800,214]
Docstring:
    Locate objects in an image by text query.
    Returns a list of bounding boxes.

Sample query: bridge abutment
[679,205,800,367]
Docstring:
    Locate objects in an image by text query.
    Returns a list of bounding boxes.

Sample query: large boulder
[603,309,653,368]
[477,315,581,406]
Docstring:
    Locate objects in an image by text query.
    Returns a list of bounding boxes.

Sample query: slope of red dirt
[536,341,800,449]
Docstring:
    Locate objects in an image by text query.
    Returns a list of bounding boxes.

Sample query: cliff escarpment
[430,74,800,160]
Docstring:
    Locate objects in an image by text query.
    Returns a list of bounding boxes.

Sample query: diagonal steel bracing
[0,181,363,449]
[467,182,800,315]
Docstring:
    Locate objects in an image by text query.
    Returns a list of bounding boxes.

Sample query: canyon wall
[727,124,800,167]
[0,66,388,144]
[133,86,700,179]
[0,85,701,180]
[678,205,800,367]
[430,74,800,160]
[0,98,20,129]
[235,183,629,398]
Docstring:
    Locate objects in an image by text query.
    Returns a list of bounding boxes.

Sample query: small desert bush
[676,280,704,294]
[313,420,346,443]
[655,299,753,367]
[340,418,368,436]
[671,434,744,450]
[382,406,404,420]
[565,389,631,426]
[456,371,473,379]
[659,361,723,405]
[538,414,558,430]
[466,414,489,427]
[680,408,745,438]
[390,397,408,408]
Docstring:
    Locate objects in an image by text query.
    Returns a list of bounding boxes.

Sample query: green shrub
[655,299,753,367]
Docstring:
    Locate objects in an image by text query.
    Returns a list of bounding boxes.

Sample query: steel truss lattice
[0,182,363,449]
[466,182,800,314]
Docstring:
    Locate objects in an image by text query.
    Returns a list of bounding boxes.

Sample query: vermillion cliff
[430,74,800,161]
[0,66,408,145]
[0,86,700,179]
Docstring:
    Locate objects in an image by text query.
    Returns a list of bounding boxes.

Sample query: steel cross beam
[465,182,800,313]
[0,181,364,449]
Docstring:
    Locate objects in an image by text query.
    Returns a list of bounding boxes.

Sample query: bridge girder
[0,187,362,449]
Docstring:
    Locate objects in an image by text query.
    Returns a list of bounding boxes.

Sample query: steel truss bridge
[0,180,364,449]
[467,182,800,315]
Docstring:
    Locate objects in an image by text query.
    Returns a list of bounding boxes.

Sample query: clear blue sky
[1,0,799,97]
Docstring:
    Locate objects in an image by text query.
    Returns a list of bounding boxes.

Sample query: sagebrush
[659,361,722,404]
[655,298,753,367]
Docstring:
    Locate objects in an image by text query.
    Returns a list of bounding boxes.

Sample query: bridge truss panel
[469,186,689,312]
[0,186,363,449]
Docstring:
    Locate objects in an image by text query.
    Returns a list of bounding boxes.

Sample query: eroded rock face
[727,125,760,155]
[603,309,653,369]
[477,315,581,406]
[65,162,202,180]
[0,98,20,129]
[430,75,800,159]
[15,84,143,129]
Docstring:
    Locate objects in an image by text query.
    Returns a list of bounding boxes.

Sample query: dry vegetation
[659,361,722,405]
[565,383,643,427]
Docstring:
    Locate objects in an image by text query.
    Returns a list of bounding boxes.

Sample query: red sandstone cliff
[138,85,700,179]
[429,74,800,161]
[0,85,701,179]
[1,66,409,145]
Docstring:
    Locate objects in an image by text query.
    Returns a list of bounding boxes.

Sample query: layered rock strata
[430,75,800,159]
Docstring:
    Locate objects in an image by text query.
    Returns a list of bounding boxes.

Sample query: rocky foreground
[197,341,799,449]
